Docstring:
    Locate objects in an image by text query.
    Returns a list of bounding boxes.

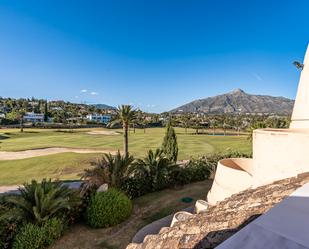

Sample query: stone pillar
[290,44,309,129]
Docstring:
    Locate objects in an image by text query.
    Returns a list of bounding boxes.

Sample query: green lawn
[0,127,251,185]
[0,152,102,185]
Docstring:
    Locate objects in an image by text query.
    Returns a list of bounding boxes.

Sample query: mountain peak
[230,88,245,94]
[170,89,294,114]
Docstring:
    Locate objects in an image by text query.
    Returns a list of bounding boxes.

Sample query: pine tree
[162,121,178,163]
[44,101,48,122]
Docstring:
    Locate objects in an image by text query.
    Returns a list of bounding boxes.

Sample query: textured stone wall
[127,172,309,249]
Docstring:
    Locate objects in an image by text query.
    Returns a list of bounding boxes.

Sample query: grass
[0,127,251,185]
[0,152,102,185]
[50,180,213,249]
[0,127,251,157]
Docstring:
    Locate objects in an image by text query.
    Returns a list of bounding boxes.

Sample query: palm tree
[108,105,137,156]
[128,149,174,190]
[17,109,26,133]
[81,151,134,191]
[210,119,217,135]
[180,115,191,134]
[2,179,80,225]
[102,151,135,188]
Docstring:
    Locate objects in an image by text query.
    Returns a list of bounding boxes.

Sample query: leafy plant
[128,149,174,191]
[0,200,22,249]
[12,218,65,249]
[3,179,81,225]
[121,176,152,199]
[85,189,132,228]
[81,151,135,192]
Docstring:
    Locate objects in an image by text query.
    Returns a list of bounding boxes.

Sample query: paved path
[132,206,194,243]
[0,181,82,195]
[0,147,116,160]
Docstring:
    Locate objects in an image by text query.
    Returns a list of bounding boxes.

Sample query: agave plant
[128,149,175,191]
[2,179,80,225]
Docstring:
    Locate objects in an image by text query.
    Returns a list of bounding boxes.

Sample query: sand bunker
[0,147,116,161]
[86,130,120,135]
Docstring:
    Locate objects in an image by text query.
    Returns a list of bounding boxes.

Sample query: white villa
[86,114,111,124]
[23,112,45,123]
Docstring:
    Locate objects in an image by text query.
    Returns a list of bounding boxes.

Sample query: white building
[86,114,111,124]
[23,112,45,123]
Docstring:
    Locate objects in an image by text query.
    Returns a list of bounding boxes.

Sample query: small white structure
[208,44,309,204]
[97,183,109,192]
[86,114,111,124]
[0,113,5,118]
[23,112,44,123]
[170,211,192,227]
[194,200,209,214]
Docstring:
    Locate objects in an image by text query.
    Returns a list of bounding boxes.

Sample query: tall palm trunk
[20,118,24,133]
[123,122,129,156]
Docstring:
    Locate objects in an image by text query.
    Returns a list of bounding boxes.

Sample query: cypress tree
[162,121,178,163]
[44,101,48,122]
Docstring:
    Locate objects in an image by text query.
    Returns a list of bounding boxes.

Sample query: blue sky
[0,0,309,113]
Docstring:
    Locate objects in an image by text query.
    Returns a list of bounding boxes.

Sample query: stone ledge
[126,172,309,249]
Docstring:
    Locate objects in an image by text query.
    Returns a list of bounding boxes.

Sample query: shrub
[128,149,173,191]
[167,166,192,187]
[12,223,44,249]
[122,151,251,199]
[121,177,152,199]
[185,157,212,182]
[85,189,132,228]
[12,218,65,249]
[41,218,66,246]
[0,197,23,249]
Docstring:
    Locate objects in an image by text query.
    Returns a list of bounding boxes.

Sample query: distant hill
[93,104,116,110]
[170,89,294,115]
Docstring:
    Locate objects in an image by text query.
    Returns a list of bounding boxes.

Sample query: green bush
[42,218,66,246]
[12,223,44,249]
[168,166,192,187]
[121,177,152,199]
[12,218,65,249]
[85,189,132,228]
[0,198,22,249]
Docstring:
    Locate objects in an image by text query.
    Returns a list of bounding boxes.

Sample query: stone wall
[127,172,309,249]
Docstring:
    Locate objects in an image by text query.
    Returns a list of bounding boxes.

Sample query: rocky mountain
[171,89,294,115]
[92,104,116,110]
